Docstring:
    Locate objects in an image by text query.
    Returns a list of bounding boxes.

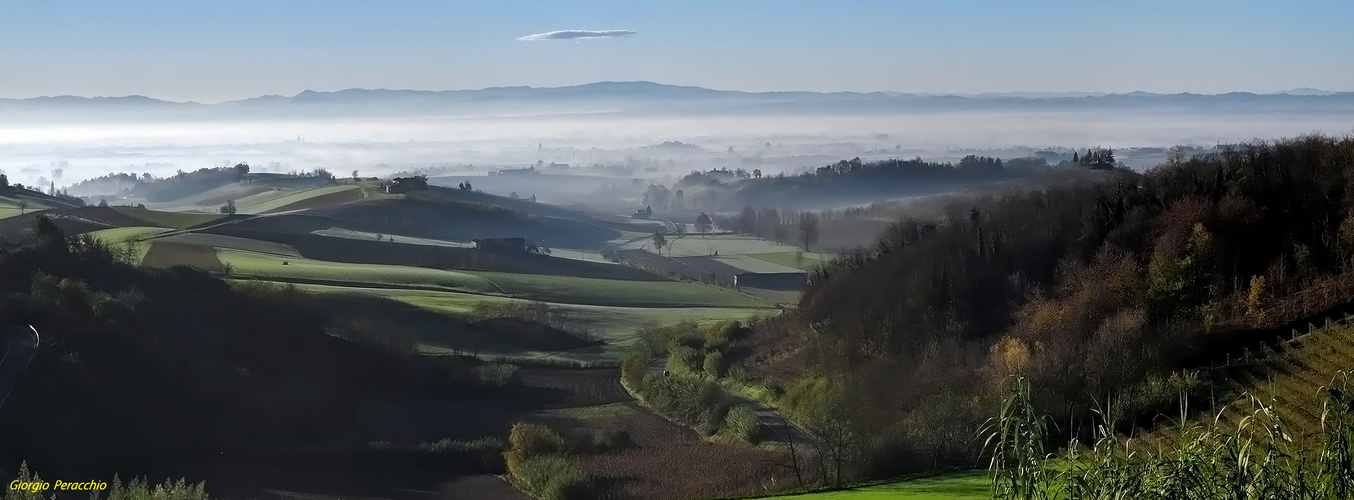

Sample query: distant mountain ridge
[2,81,1352,119]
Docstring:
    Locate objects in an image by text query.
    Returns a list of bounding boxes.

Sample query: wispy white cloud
[517,30,637,41]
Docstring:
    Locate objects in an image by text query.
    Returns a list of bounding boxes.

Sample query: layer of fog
[2,109,1351,194]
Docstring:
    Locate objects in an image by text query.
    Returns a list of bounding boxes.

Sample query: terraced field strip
[141,241,226,272]
[87,226,175,264]
[237,185,361,214]
[159,233,301,257]
[657,234,805,258]
[747,251,834,270]
[112,206,223,229]
[0,208,20,220]
[763,472,990,500]
[217,249,503,295]
[313,227,473,247]
[461,270,772,308]
[263,282,772,343]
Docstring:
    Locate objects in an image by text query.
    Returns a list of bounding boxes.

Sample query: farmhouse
[733,271,808,291]
[472,237,527,252]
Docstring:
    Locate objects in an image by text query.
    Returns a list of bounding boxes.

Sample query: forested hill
[776,134,1354,480]
[678,154,1059,211]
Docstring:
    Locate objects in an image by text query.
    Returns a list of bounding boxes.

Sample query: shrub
[475,363,520,388]
[419,436,504,453]
[670,345,704,374]
[724,406,760,444]
[512,454,590,500]
[621,353,648,389]
[504,421,565,476]
[704,350,725,378]
[704,320,741,347]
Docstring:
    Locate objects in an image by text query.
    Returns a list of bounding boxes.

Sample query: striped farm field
[217,249,502,295]
[1138,320,1354,451]
[142,241,226,272]
[112,206,223,229]
[235,185,362,214]
[88,226,175,243]
[460,270,770,308]
[747,251,833,270]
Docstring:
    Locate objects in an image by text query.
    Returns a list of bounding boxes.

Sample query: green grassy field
[112,206,223,229]
[217,249,503,294]
[763,472,989,500]
[653,235,806,258]
[0,207,22,220]
[747,251,833,270]
[313,227,473,247]
[87,226,174,264]
[252,282,772,361]
[462,270,769,308]
[88,226,176,243]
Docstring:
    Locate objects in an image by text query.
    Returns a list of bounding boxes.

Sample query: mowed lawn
[463,270,769,308]
[217,249,503,294]
[765,472,990,500]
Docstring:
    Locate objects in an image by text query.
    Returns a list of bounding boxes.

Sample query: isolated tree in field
[17,200,28,214]
[753,168,762,178]
[795,251,805,269]
[798,212,820,251]
[695,212,713,235]
[351,170,359,180]
[220,199,237,215]
[652,232,667,255]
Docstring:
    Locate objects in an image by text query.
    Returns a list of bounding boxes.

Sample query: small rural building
[472,237,527,252]
[733,271,808,291]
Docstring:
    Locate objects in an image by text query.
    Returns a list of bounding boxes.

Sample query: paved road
[0,324,38,409]
[645,357,816,456]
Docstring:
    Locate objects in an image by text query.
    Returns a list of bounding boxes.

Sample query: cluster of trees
[67,164,252,202]
[711,206,820,250]
[676,167,758,189]
[768,135,1354,481]
[0,217,517,478]
[1072,147,1118,169]
[641,184,685,211]
[713,156,1034,211]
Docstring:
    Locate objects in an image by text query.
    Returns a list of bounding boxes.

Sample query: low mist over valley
[5,82,1353,205]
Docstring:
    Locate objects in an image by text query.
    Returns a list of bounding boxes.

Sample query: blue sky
[0,0,1350,101]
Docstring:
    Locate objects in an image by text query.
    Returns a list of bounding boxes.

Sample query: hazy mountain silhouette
[2,81,1352,120]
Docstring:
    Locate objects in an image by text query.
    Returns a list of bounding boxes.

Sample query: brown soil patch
[516,367,630,409]
[579,443,810,500]
[141,241,226,272]
[66,206,160,228]
[472,318,602,352]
